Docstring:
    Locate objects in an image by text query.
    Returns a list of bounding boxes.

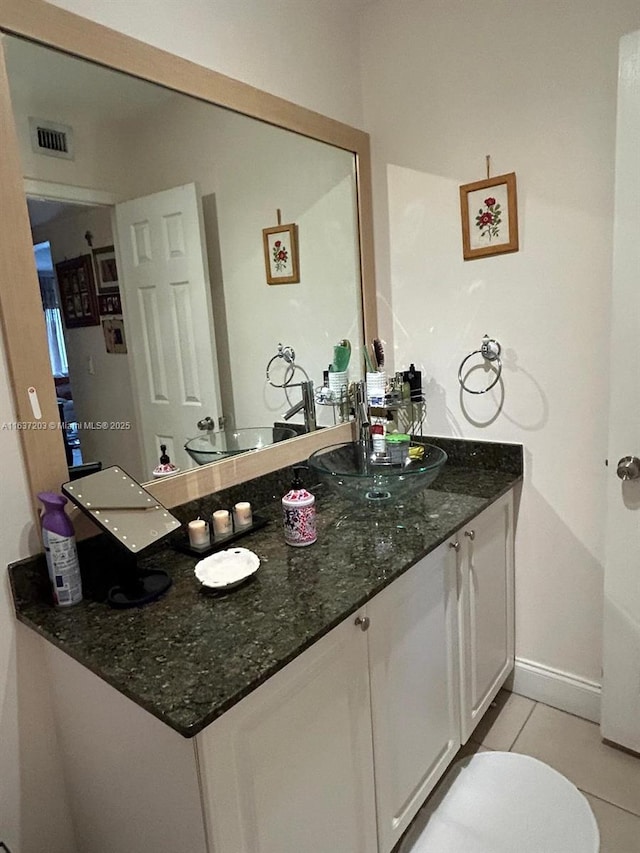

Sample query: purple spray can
[38,492,83,607]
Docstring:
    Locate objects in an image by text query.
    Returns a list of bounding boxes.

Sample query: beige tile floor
[395,690,640,852]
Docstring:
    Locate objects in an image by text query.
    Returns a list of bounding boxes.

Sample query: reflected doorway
[27,195,141,479]
[33,239,82,467]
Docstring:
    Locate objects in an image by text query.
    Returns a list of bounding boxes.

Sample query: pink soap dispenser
[282,467,317,547]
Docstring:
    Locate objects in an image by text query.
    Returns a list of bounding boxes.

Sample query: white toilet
[398,751,600,853]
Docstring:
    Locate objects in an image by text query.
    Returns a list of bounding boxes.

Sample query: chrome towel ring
[266,343,309,388]
[458,335,502,395]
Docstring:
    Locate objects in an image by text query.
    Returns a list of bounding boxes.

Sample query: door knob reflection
[616,456,640,480]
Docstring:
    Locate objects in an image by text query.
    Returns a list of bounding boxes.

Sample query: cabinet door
[367,542,461,853]
[458,491,515,743]
[45,645,209,853]
[196,611,377,853]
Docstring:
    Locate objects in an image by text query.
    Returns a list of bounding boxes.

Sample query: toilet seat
[398,751,600,853]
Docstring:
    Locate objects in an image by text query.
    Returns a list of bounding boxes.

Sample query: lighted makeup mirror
[0,0,377,521]
[63,466,181,607]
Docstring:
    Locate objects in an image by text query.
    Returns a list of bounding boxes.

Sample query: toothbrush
[373,338,385,370]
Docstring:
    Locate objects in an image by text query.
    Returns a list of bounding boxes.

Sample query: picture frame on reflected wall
[459,172,519,260]
[93,245,120,294]
[55,254,100,328]
[102,318,127,354]
[98,293,122,315]
[262,223,300,284]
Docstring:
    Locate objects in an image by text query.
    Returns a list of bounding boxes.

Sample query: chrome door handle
[354,615,370,631]
[617,456,640,480]
[449,540,460,552]
[465,529,475,541]
[196,416,215,431]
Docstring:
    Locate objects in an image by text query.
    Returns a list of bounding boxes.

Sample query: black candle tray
[173,514,269,559]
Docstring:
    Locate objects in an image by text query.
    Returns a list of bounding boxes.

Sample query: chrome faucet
[283,380,317,433]
[354,379,370,472]
[354,379,370,444]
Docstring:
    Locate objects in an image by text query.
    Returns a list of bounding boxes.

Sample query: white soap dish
[194,547,260,591]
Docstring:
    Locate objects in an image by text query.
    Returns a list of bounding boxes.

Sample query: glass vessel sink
[185,426,297,465]
[308,441,447,502]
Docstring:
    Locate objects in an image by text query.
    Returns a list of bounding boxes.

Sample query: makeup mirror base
[107,559,172,609]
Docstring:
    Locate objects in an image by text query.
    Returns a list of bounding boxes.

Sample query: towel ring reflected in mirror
[458,335,503,395]
[266,343,309,389]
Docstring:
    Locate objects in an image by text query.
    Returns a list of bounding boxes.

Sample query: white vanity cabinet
[40,490,515,853]
[367,540,461,852]
[196,611,378,853]
[451,491,515,744]
[199,538,463,853]
[44,644,211,853]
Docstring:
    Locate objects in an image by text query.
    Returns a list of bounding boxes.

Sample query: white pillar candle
[233,501,253,528]
[212,509,232,538]
[188,519,210,549]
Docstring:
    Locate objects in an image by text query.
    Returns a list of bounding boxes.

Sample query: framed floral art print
[459,172,519,260]
[262,223,300,284]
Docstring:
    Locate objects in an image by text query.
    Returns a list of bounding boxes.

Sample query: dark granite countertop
[9,437,522,738]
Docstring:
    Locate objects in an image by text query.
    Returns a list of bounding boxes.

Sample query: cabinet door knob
[465,529,476,541]
[354,615,370,631]
[449,540,460,551]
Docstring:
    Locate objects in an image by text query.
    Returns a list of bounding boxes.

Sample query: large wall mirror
[0,0,377,513]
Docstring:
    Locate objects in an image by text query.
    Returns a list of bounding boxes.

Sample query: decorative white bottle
[282,469,316,547]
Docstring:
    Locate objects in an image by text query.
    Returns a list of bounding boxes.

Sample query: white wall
[46,0,364,128]
[4,34,133,195]
[360,0,640,688]
[1,1,365,849]
[0,339,77,852]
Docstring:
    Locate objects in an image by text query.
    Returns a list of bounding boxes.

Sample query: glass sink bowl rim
[307,440,448,502]
[185,425,298,465]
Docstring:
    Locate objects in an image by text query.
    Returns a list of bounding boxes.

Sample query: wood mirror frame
[0,0,377,520]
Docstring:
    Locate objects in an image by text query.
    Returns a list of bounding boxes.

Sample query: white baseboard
[505,657,601,724]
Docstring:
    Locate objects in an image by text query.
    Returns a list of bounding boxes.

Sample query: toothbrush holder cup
[366,371,387,407]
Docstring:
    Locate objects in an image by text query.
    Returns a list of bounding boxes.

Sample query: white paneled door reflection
[115,183,222,477]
